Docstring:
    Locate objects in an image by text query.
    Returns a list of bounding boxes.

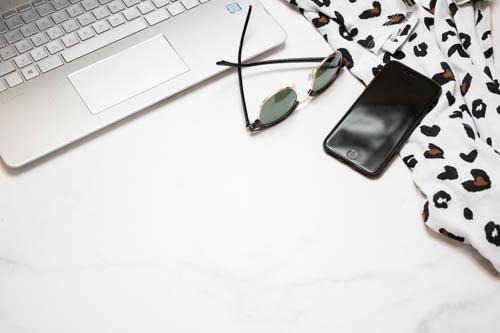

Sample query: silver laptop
[0,0,285,167]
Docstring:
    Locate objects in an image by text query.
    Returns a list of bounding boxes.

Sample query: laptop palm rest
[68,34,189,115]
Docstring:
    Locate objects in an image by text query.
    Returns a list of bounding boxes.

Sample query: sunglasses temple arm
[237,5,253,128]
[217,57,326,68]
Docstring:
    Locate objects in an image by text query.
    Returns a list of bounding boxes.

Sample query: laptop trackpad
[68,34,189,115]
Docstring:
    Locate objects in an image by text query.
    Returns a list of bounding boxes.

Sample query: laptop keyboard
[0,0,209,93]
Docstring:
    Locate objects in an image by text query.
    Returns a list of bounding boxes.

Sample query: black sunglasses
[216,5,343,132]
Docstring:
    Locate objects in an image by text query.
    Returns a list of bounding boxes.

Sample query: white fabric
[287,0,500,271]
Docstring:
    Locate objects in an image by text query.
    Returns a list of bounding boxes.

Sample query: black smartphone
[323,61,441,177]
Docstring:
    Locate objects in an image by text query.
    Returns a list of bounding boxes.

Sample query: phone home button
[346,150,359,160]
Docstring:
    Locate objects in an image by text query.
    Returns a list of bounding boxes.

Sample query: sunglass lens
[311,52,342,93]
[259,88,298,126]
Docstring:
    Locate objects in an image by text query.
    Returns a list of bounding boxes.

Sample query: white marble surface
[1,1,500,332]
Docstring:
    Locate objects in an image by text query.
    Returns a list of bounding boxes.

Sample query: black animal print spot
[311,0,331,7]
[358,35,375,49]
[384,13,405,26]
[372,64,384,76]
[487,137,493,146]
[442,30,456,42]
[437,166,458,180]
[472,99,486,118]
[433,190,451,209]
[312,13,330,28]
[484,47,494,59]
[446,91,456,106]
[400,24,411,36]
[338,48,353,69]
[439,228,465,242]
[497,106,500,114]
[460,149,478,163]
[485,222,500,246]
[409,32,417,42]
[383,50,405,63]
[449,3,458,17]
[448,44,469,58]
[464,208,473,220]
[332,11,358,41]
[462,123,475,140]
[459,33,471,49]
[425,0,436,14]
[424,17,434,30]
[460,73,472,96]
[420,125,440,137]
[450,111,462,119]
[403,154,417,169]
[323,34,328,42]
[462,169,491,192]
[424,143,444,159]
[446,18,456,28]
[359,1,381,19]
[414,42,428,57]
[476,9,483,25]
[486,79,500,95]
[484,66,493,80]
[432,62,454,85]
[482,30,492,40]
[422,201,429,223]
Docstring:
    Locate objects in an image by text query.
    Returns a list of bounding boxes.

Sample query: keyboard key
[77,26,95,40]
[4,72,23,87]
[46,40,64,54]
[78,13,95,26]
[92,20,110,33]
[0,46,17,60]
[61,18,146,62]
[5,16,23,30]
[137,1,154,14]
[53,0,70,10]
[93,6,110,20]
[61,32,80,46]
[52,10,69,23]
[108,13,125,27]
[32,0,48,6]
[18,4,33,12]
[35,17,53,30]
[69,0,82,3]
[46,26,64,39]
[20,9,39,23]
[14,39,33,53]
[81,0,99,11]
[0,61,16,76]
[21,64,40,80]
[38,55,63,73]
[181,0,198,9]
[20,23,38,37]
[5,30,22,44]
[0,80,7,93]
[123,7,140,20]
[152,0,169,8]
[30,46,48,60]
[0,37,5,48]
[166,2,184,16]
[0,23,8,34]
[2,10,17,19]
[36,3,54,16]
[66,4,84,17]
[108,0,125,13]
[144,9,169,25]
[123,0,140,7]
[98,0,113,4]
[199,0,209,3]
[14,53,32,67]
[62,19,79,32]
[31,32,49,46]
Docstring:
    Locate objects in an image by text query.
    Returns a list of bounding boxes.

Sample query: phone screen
[323,61,441,176]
